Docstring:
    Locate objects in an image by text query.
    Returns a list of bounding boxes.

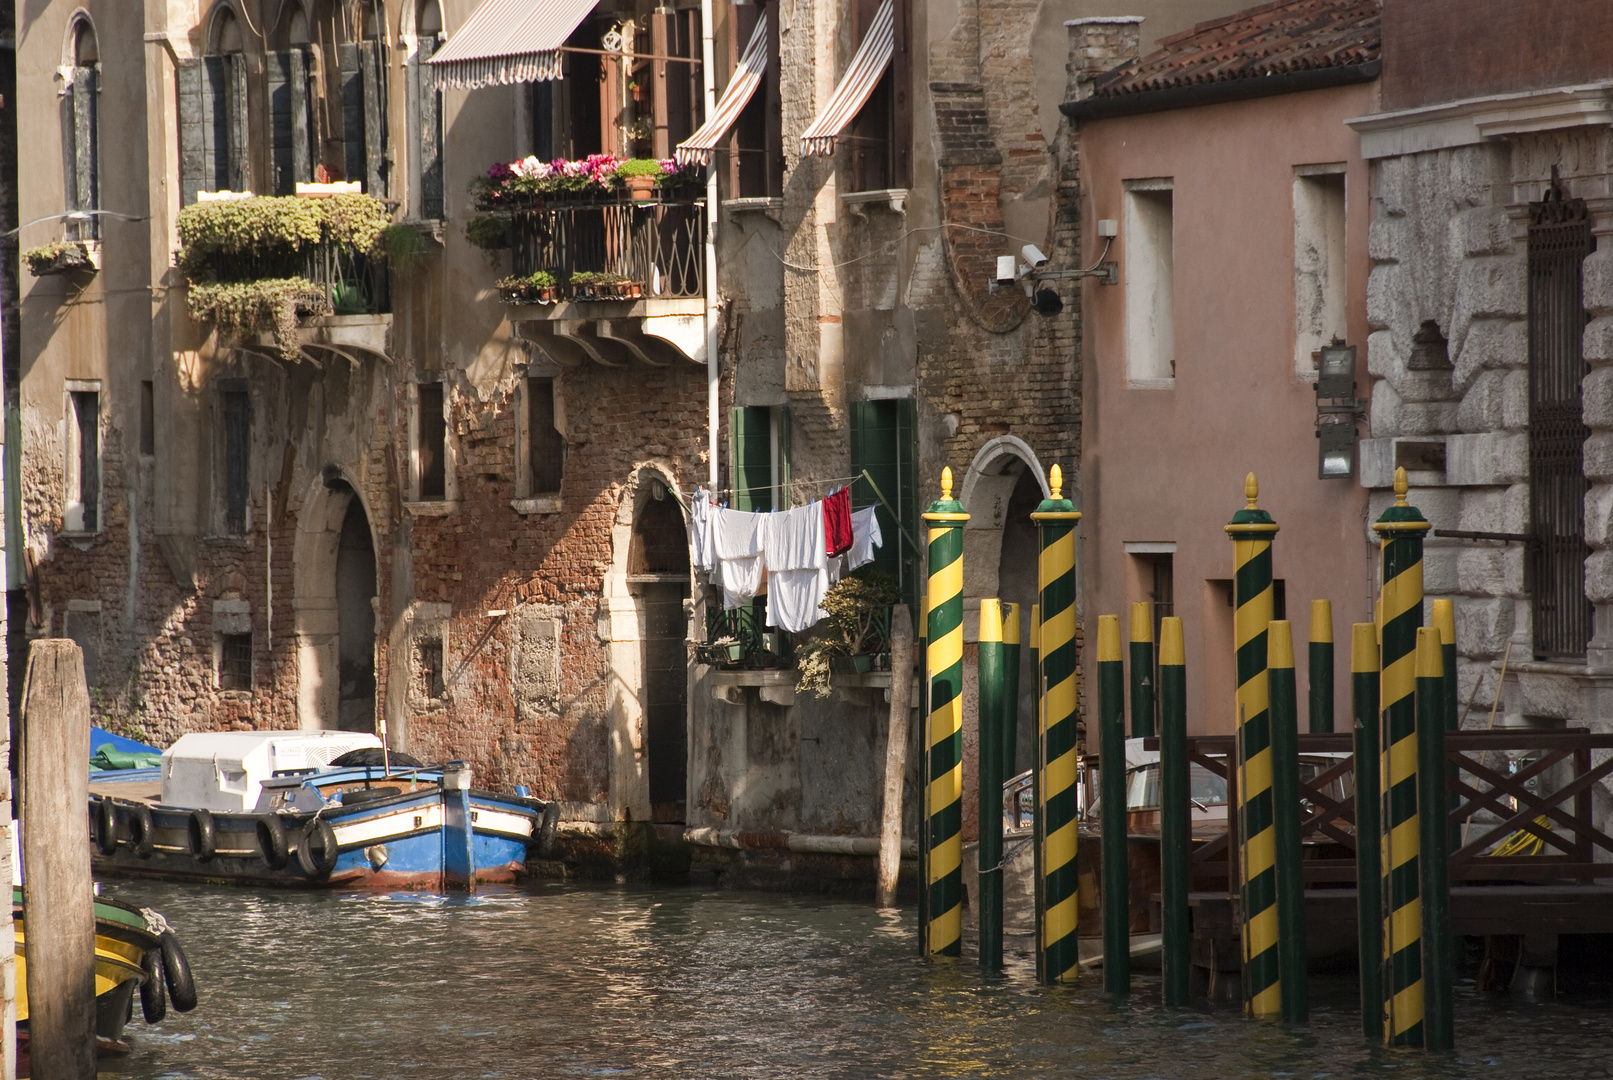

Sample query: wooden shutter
[340,41,386,194]
[339,44,366,186]
[417,35,444,218]
[776,404,792,504]
[202,56,227,192]
[729,405,772,512]
[226,54,250,192]
[268,48,313,195]
[849,398,917,602]
[177,60,205,206]
[361,42,386,197]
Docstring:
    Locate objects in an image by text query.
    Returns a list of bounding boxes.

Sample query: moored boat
[89,731,560,889]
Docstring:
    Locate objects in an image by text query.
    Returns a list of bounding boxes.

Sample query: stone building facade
[1350,0,1613,731]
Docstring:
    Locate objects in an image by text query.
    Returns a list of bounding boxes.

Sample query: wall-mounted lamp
[1315,342,1368,480]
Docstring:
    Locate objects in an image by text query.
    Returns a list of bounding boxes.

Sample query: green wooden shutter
[729,406,774,511]
[777,405,792,505]
[176,59,204,206]
[227,53,250,192]
[339,44,366,187]
[268,48,313,195]
[201,56,226,192]
[849,399,917,604]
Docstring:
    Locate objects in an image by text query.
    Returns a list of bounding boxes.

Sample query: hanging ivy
[186,278,332,362]
[176,194,390,281]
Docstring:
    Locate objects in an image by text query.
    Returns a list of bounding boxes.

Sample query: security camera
[995,255,1017,286]
[1022,244,1049,270]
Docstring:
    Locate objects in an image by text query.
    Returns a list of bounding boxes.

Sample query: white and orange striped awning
[428,0,598,90]
[800,0,893,157]
[674,13,769,167]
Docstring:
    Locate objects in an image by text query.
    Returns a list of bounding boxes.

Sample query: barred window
[219,633,253,691]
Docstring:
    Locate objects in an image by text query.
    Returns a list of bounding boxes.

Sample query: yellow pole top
[1394,465,1409,506]
[1245,472,1259,508]
[1415,625,1444,679]
[1432,598,1455,650]
[1097,613,1121,662]
[1310,599,1333,644]
[940,466,954,501]
[1160,616,1184,666]
[1351,623,1379,673]
[1003,602,1021,646]
[1050,463,1063,500]
[979,598,1003,643]
[1267,619,1295,669]
[1030,603,1040,649]
[1130,601,1153,643]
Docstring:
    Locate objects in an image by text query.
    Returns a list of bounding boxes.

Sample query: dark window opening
[219,633,253,691]
[1527,179,1595,659]
[267,47,315,194]
[63,22,100,238]
[1273,579,1287,623]
[416,638,445,700]
[528,377,564,495]
[222,388,251,535]
[417,383,446,500]
[630,487,691,576]
[850,398,918,606]
[416,0,445,218]
[846,0,909,193]
[140,381,155,457]
[69,390,98,532]
[730,1,782,199]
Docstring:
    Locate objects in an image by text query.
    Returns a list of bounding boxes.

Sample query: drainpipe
[701,0,719,489]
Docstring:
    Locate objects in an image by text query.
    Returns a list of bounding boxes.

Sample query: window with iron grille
[415,638,445,701]
[219,633,253,691]
[1527,181,1595,660]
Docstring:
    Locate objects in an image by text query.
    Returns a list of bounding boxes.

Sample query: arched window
[62,18,100,238]
[179,4,251,202]
[410,0,444,218]
[266,2,316,193]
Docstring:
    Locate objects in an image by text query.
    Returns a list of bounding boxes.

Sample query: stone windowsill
[217,690,253,702]
[724,196,783,216]
[511,496,562,515]
[1127,377,1175,391]
[398,218,447,244]
[840,188,908,213]
[404,500,458,517]
[56,529,101,542]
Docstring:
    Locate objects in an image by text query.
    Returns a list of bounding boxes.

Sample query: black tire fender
[94,797,119,857]
[128,802,155,860]
[139,947,167,1024]
[255,814,290,871]
[536,801,561,858]
[296,817,339,878]
[159,931,197,1012]
[187,809,216,863]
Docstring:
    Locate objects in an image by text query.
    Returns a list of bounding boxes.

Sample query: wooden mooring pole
[1350,623,1383,1043]
[1097,615,1129,994]
[875,605,913,909]
[1416,627,1453,1051]
[1158,617,1189,1007]
[1267,620,1308,1023]
[976,600,1005,969]
[20,640,97,1078]
[1129,603,1154,739]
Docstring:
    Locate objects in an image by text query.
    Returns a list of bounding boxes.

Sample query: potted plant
[569,270,600,299]
[656,159,704,201]
[616,158,663,201]
[792,571,900,698]
[24,241,96,276]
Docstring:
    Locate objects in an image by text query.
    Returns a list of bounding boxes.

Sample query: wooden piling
[876,605,913,909]
[20,640,97,1078]
[1158,616,1190,1007]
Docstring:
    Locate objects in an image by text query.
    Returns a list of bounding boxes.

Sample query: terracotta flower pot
[626,175,656,201]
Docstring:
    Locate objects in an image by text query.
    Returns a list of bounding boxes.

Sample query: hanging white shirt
[847,505,884,570]
[764,501,829,633]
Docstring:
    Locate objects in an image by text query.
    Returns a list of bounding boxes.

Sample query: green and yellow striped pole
[1374,466,1429,1047]
[1003,602,1022,777]
[923,467,969,958]
[1416,626,1453,1052]
[1030,601,1044,981]
[1033,464,1082,984]
[977,599,1007,972]
[1268,620,1309,1023]
[1158,616,1190,1007]
[1225,473,1281,1018]
[1352,623,1383,1042]
[1130,602,1155,738]
[1098,614,1130,994]
[1309,600,1335,733]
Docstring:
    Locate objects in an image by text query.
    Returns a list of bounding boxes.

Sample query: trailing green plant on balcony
[794,571,900,698]
[24,241,96,276]
[496,270,557,305]
[176,194,392,359]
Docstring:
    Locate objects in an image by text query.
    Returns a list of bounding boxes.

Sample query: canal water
[99,879,1613,1080]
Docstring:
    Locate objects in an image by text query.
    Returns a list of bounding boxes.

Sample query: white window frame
[1123,177,1176,389]
[63,379,101,534]
[1293,163,1348,379]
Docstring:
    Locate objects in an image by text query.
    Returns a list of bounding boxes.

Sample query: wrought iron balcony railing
[509,199,705,301]
[179,229,391,317]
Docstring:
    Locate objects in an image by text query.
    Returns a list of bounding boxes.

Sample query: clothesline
[693,470,919,556]
[700,474,865,498]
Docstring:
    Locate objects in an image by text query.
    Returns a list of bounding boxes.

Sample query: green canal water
[98,880,1612,1080]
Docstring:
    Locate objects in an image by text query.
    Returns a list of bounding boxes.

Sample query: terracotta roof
[1092,0,1380,99]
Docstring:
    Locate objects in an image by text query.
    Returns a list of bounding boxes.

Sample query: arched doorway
[629,477,690,824]
[335,497,377,732]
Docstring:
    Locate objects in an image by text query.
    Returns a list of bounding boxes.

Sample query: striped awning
[800,0,893,157]
[674,13,769,167]
[428,0,598,90]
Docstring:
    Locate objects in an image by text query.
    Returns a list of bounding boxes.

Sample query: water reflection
[95,879,1611,1080]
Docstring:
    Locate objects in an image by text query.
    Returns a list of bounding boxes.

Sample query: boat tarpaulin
[674,13,769,167]
[428,0,598,90]
[799,0,893,157]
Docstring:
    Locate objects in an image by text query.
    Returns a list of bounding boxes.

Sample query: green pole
[922,469,969,958]
[1375,467,1429,1047]
[1268,620,1309,1023]
[1416,627,1454,1052]
[1432,599,1460,854]
[1225,473,1281,1017]
[1003,603,1022,778]
[1158,616,1189,1007]
[1351,623,1382,1043]
[977,599,1006,971]
[1033,467,1082,984]
[1129,602,1155,738]
[1097,614,1130,994]
[1309,600,1335,733]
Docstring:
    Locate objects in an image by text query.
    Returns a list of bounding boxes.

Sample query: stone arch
[292,465,380,731]
[63,9,97,66]
[602,463,690,822]
[205,1,244,54]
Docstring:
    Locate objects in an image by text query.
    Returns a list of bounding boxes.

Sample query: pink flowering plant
[472,154,703,208]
